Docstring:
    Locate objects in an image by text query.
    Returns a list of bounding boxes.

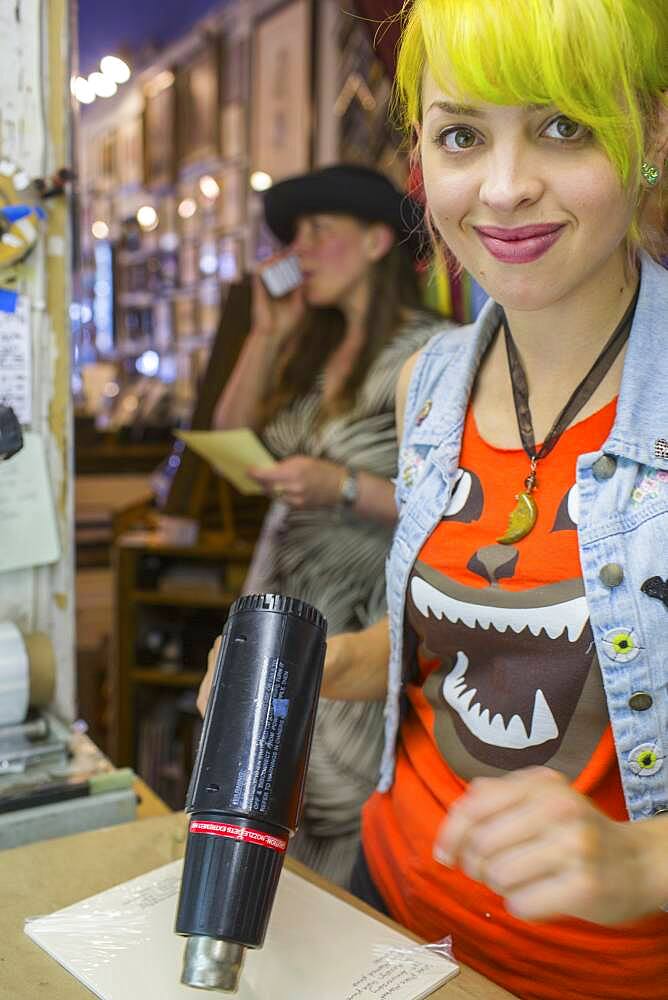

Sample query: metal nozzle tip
[181,936,245,992]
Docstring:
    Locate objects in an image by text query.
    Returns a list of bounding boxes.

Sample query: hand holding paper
[249,455,347,508]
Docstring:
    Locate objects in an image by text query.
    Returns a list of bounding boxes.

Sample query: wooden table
[0,813,516,1000]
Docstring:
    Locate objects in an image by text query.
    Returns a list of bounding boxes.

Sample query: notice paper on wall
[25,859,458,1000]
[0,296,32,424]
[0,432,60,573]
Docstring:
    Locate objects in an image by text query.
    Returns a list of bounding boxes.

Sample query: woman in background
[200,164,442,886]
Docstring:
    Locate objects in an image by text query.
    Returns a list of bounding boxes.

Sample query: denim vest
[380,253,668,824]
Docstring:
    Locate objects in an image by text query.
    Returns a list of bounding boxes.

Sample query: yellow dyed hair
[395,0,668,252]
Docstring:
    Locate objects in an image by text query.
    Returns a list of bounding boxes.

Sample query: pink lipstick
[475,223,565,263]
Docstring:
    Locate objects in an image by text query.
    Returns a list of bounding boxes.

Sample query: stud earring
[641,161,660,187]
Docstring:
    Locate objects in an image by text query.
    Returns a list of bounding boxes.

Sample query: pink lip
[475,223,566,263]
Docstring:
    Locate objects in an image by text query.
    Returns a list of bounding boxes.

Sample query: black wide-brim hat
[263,164,426,260]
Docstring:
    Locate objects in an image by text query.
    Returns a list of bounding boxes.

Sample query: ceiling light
[91,220,110,240]
[100,55,131,84]
[73,76,95,104]
[199,175,220,200]
[250,171,272,192]
[89,72,117,99]
[136,350,160,377]
[177,198,197,220]
[136,205,159,231]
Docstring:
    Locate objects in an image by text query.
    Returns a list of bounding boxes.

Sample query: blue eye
[436,127,481,152]
[543,116,589,141]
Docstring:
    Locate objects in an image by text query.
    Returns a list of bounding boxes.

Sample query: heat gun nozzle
[181,936,245,993]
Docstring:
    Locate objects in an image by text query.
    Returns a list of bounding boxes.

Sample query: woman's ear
[648,94,668,165]
[365,223,396,262]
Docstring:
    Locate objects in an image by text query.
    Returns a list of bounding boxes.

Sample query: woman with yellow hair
[322,1,668,996]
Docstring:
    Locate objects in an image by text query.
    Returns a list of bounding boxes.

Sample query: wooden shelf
[131,667,204,687]
[119,530,255,560]
[130,588,237,608]
[110,530,254,767]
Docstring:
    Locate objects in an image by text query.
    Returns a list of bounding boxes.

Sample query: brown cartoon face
[405,465,609,779]
[408,565,607,774]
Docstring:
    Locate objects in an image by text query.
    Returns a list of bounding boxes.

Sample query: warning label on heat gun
[231,658,290,815]
[190,820,288,852]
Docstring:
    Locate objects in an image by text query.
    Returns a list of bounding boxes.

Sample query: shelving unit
[110,530,255,769]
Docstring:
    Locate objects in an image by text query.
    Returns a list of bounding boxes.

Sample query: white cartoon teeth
[411,576,589,643]
[443,652,559,749]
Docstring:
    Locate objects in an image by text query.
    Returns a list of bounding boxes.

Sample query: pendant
[497,490,538,544]
[497,457,539,544]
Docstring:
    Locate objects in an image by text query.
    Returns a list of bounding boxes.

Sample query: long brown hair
[261,237,424,425]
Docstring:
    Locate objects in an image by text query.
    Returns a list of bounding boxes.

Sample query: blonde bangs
[396,0,668,185]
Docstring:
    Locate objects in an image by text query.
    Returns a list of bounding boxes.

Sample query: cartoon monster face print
[406,464,609,781]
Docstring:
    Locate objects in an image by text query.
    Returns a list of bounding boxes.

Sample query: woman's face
[420,71,638,312]
[291,213,376,308]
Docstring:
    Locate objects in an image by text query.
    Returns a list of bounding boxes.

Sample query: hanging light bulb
[137,205,159,231]
[250,171,273,192]
[91,220,110,240]
[100,55,131,84]
[89,72,117,99]
[73,76,96,104]
[199,175,220,200]
[178,198,197,220]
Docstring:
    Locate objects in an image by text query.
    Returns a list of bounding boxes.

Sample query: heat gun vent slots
[230,594,326,633]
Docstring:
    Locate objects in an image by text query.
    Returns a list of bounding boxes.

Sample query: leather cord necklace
[497,284,639,544]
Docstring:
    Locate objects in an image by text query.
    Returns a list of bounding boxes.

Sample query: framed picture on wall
[218,166,246,232]
[144,71,177,188]
[250,0,312,182]
[177,40,221,167]
[116,116,143,188]
[98,130,117,192]
[220,34,249,159]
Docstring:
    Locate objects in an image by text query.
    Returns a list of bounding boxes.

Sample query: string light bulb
[72,76,95,104]
[91,220,110,240]
[250,171,273,192]
[136,205,159,231]
[178,198,197,220]
[89,72,117,99]
[100,55,131,84]
[199,175,220,200]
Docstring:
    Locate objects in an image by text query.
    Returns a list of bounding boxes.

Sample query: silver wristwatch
[339,468,359,508]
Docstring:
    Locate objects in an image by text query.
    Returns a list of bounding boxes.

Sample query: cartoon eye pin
[628,742,663,776]
[601,627,641,662]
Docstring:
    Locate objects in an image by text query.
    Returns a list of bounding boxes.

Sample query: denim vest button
[629,691,653,711]
[592,454,617,480]
[599,563,624,588]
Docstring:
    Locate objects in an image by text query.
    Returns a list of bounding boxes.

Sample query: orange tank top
[362,399,668,1000]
